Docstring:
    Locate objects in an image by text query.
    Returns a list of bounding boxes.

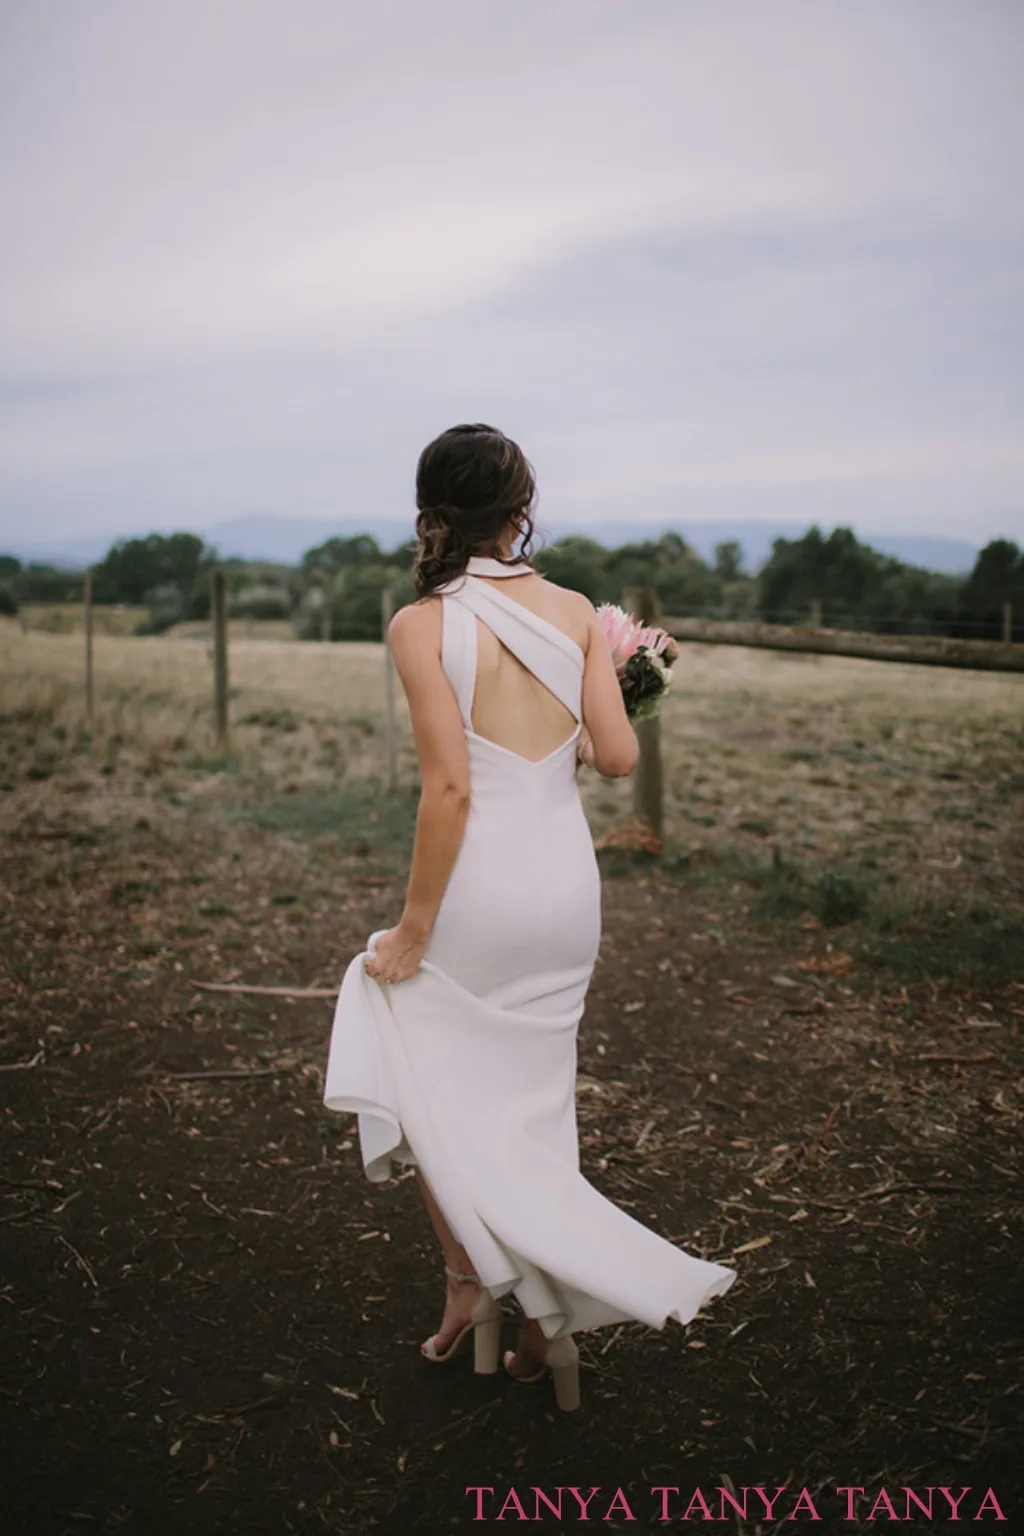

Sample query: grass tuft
[222,781,419,866]
[862,898,1024,985]
[723,849,1021,984]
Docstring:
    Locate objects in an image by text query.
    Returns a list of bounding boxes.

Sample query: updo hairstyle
[413,423,538,597]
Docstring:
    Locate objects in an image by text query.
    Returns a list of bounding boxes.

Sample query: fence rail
[661,615,1024,674]
[622,587,1023,846]
[66,577,1022,810]
[668,605,1018,642]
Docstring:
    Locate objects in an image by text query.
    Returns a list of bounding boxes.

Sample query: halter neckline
[465,555,533,578]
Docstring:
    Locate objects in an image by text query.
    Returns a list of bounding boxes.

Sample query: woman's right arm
[577,598,640,778]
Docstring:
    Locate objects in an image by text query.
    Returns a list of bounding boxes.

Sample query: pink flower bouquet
[596,603,679,723]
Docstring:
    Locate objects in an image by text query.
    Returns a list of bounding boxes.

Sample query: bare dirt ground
[1,633,1022,1534]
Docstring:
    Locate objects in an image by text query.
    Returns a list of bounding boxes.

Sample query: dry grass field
[3,617,1021,982]
[3,618,1021,904]
[15,602,149,635]
[2,616,1022,1531]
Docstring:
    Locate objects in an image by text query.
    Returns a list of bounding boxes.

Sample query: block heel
[503,1330,581,1411]
[547,1335,580,1412]
[472,1308,503,1374]
[421,1267,502,1367]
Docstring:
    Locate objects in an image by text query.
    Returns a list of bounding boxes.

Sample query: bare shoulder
[387,596,442,654]
[532,575,596,648]
[565,586,597,620]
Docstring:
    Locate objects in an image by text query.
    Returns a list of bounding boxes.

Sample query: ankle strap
[445,1265,480,1285]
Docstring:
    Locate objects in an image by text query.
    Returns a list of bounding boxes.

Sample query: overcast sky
[1,0,1022,550]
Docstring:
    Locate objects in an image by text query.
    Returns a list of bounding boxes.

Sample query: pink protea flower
[595,603,676,677]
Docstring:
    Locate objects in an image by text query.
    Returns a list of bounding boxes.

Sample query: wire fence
[642,606,1019,643]
[311,605,1019,645]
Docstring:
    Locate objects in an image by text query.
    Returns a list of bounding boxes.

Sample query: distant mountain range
[1,513,982,576]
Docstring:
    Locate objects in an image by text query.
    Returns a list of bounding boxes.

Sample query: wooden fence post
[320,576,331,643]
[83,571,94,722]
[624,586,664,840]
[810,598,823,628]
[212,569,229,750]
[1003,602,1013,645]
[381,585,397,792]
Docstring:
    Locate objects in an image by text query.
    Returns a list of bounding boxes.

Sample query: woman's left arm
[363,600,470,984]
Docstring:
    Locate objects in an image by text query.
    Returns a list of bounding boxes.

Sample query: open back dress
[323,555,737,1340]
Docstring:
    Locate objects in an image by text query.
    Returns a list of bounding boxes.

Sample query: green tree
[384,538,417,571]
[301,534,383,578]
[12,564,85,603]
[960,539,1023,638]
[608,534,722,613]
[714,540,744,582]
[532,537,611,601]
[756,525,979,635]
[91,532,215,610]
[758,526,887,622]
[295,562,414,641]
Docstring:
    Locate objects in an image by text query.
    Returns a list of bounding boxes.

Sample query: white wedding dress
[323,556,736,1340]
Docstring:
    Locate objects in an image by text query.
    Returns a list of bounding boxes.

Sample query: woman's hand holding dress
[364,922,429,984]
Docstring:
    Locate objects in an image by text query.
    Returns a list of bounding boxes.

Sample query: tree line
[1,525,1021,642]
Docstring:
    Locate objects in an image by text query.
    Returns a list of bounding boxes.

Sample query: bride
[323,423,736,1412]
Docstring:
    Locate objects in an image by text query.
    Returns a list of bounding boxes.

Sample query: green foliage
[9,563,85,603]
[815,868,871,926]
[6,520,1016,641]
[230,582,293,621]
[294,563,416,641]
[756,526,1017,636]
[132,582,186,635]
[738,851,872,927]
[301,534,385,578]
[531,531,752,615]
[293,535,421,639]
[284,523,1020,640]
[609,533,725,612]
[714,539,744,581]
[533,536,612,601]
[960,539,1024,639]
[92,532,215,610]
[862,898,1024,984]
[220,559,301,597]
[224,780,419,866]
[732,849,1020,983]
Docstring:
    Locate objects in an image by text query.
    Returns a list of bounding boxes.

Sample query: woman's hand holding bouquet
[595,603,679,724]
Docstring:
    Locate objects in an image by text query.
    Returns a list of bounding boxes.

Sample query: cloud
[0,0,1021,543]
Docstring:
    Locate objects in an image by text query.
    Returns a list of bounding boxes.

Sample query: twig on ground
[911,1053,1003,1067]
[0,1175,64,1191]
[599,1324,626,1356]
[395,1397,501,1475]
[190,981,337,998]
[196,1392,291,1422]
[55,1232,98,1288]
[162,1067,287,1081]
[0,1050,45,1072]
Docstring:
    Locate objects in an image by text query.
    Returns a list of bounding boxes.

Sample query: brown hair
[412,423,539,597]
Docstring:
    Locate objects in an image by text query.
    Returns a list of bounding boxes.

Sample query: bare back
[468,574,589,763]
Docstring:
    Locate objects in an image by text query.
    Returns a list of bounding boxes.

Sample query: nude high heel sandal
[503,1333,581,1412]
[421,1267,503,1374]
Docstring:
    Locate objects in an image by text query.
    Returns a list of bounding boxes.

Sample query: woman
[323,424,736,1412]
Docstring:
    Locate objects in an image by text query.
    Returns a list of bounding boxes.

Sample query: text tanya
[464,1486,1007,1522]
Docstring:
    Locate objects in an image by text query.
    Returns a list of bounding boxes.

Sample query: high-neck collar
[465,555,532,578]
